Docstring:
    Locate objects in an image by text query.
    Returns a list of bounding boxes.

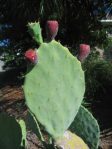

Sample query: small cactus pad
[18,119,27,148]
[70,106,100,149]
[28,22,43,44]
[0,113,25,149]
[24,40,85,139]
[55,130,89,149]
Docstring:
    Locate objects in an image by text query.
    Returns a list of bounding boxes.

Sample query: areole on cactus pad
[24,40,85,139]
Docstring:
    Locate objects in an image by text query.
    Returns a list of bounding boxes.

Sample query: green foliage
[0,35,37,69]
[39,0,64,20]
[0,0,41,24]
[83,52,112,102]
[0,113,26,149]
[89,28,108,47]
[104,37,112,60]
[70,106,100,149]
[0,0,111,69]
[24,40,85,139]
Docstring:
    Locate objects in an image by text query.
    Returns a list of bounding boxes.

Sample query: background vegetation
[0,0,111,68]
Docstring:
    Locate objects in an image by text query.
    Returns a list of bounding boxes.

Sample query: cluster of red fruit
[25,21,90,63]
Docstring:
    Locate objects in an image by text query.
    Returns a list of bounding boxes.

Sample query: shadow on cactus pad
[69,106,100,149]
[0,113,26,149]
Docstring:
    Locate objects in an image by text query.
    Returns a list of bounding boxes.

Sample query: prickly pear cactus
[70,106,100,149]
[24,40,85,139]
[0,113,26,149]
[28,22,43,45]
[55,130,89,149]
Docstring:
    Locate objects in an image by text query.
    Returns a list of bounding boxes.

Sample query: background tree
[0,0,111,68]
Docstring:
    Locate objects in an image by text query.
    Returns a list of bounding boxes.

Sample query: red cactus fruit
[25,49,37,64]
[46,20,59,41]
[78,44,90,62]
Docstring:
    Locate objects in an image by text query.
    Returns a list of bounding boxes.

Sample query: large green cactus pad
[24,40,85,139]
[70,106,100,149]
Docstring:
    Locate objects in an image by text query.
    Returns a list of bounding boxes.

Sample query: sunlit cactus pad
[55,130,89,149]
[24,40,85,138]
[70,106,100,149]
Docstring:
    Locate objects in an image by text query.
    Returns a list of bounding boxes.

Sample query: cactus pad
[0,113,25,149]
[70,106,100,149]
[55,130,89,149]
[24,40,85,139]
[18,119,27,148]
[28,22,43,45]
